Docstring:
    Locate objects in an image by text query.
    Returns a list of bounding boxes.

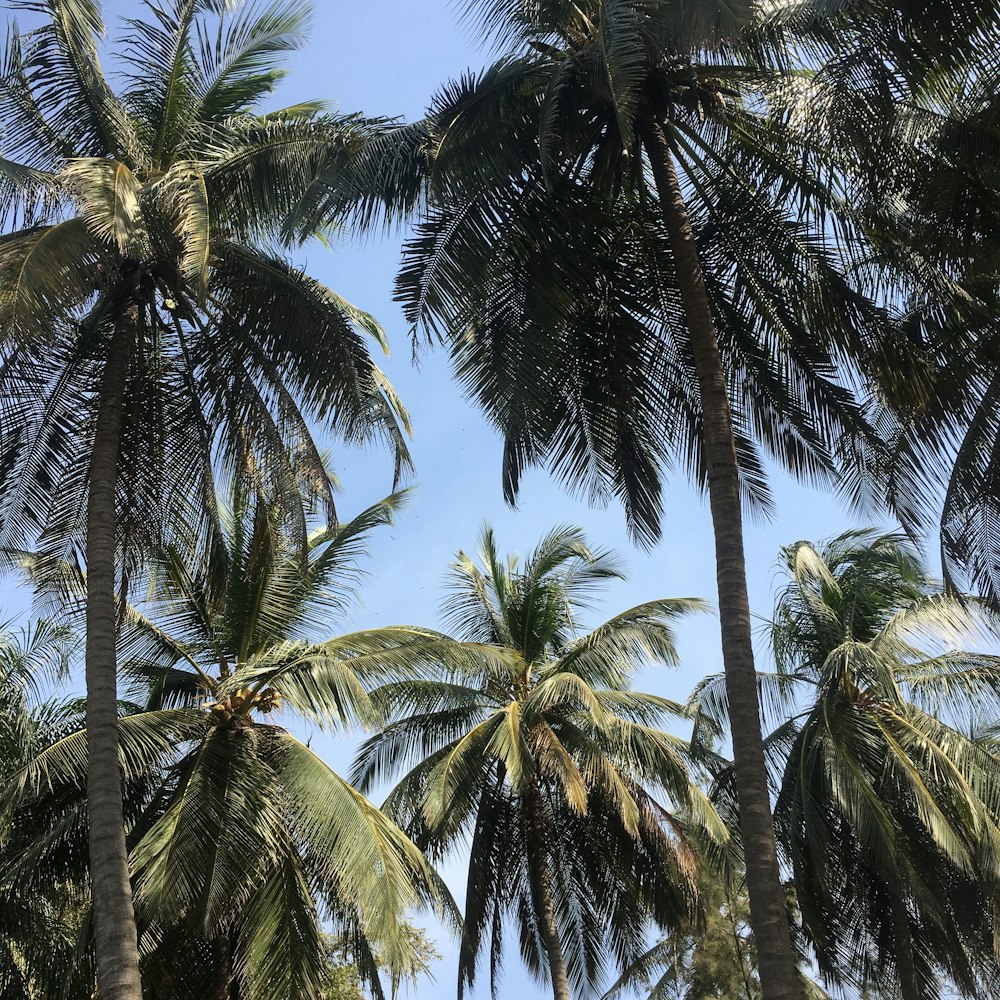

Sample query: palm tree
[2,492,450,1000]
[0,2,409,993]
[0,619,95,999]
[866,70,1000,610]
[694,530,1000,999]
[327,7,1000,987]
[761,1,1000,615]
[353,524,723,1000]
[301,5,913,997]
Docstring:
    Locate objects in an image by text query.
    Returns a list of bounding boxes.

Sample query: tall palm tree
[694,531,1000,999]
[327,7,1000,994]
[353,525,722,1000]
[0,2,409,994]
[2,492,450,1000]
[301,5,911,997]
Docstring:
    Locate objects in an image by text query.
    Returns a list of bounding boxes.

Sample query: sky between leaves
[0,1,888,996]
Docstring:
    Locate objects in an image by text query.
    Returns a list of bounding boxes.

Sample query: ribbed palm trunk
[87,312,143,999]
[890,894,921,1000]
[527,786,572,1000]
[639,116,803,1000]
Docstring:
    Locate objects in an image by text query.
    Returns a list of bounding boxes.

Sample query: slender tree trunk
[724,885,757,1000]
[890,893,921,1000]
[527,785,572,1000]
[87,310,143,999]
[639,116,803,1000]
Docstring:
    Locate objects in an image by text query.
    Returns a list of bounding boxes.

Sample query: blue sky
[0,3,883,997]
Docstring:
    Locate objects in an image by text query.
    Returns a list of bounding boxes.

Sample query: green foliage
[0,0,410,578]
[603,853,762,1000]
[693,531,1000,999]
[322,960,366,1000]
[5,4,1000,1000]
[877,80,1000,608]
[354,524,720,997]
[0,620,92,999]
[299,0,929,547]
[755,3,1000,611]
[603,812,844,1000]
[1,493,451,999]
[320,925,441,1000]
[669,874,759,1000]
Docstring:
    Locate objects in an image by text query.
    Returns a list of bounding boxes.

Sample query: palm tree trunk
[212,929,234,1000]
[87,310,143,999]
[890,893,921,1000]
[639,115,802,1000]
[527,785,572,1000]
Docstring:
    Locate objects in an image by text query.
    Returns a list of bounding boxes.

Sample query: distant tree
[320,924,441,1000]
[604,848,762,1000]
[602,824,837,1000]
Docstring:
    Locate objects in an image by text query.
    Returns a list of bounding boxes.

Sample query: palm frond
[62,157,147,253]
[275,732,447,971]
[189,0,312,123]
[0,220,103,342]
[131,725,286,931]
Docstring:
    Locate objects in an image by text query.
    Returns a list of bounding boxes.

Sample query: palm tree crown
[695,531,1000,1000]
[3,491,450,1000]
[354,525,721,1000]
[367,11,889,539]
[0,0,409,561]
[773,533,1000,1000]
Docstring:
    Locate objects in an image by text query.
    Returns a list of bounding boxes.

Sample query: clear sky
[0,3,885,997]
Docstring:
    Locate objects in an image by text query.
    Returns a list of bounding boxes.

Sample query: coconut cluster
[202,687,282,726]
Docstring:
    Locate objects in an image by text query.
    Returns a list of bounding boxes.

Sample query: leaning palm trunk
[85,313,143,999]
[528,785,572,1000]
[890,894,921,1000]
[639,116,803,1000]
